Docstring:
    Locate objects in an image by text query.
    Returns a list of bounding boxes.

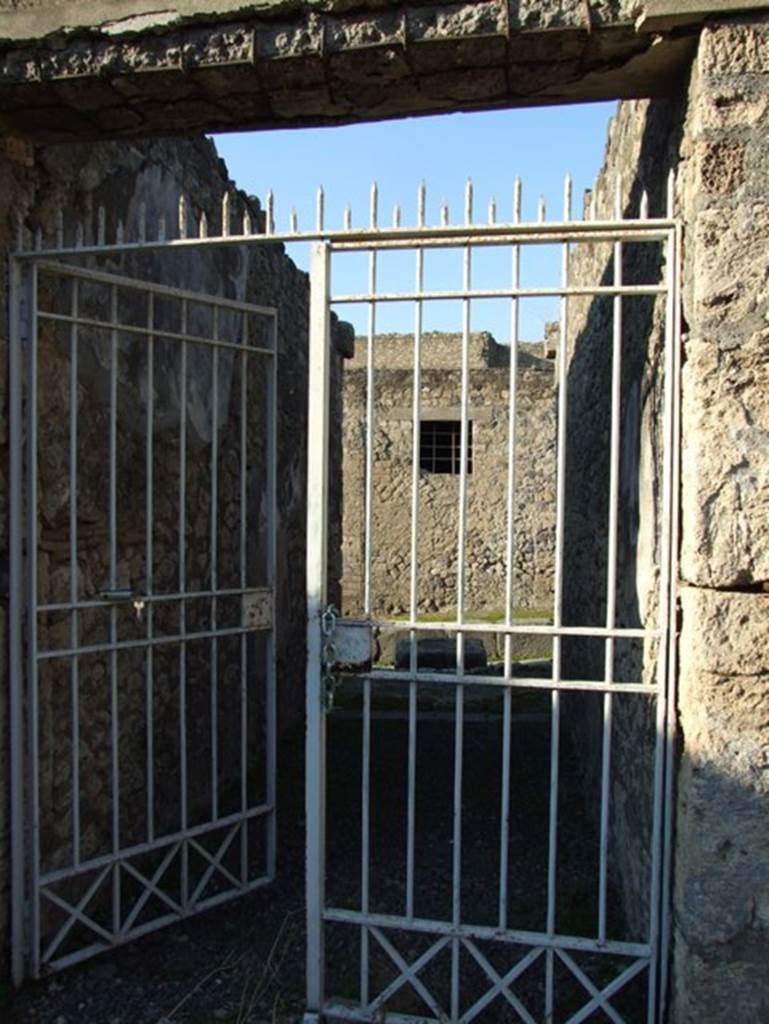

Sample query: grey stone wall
[674,17,769,1022]
[561,94,681,942]
[0,134,333,977]
[562,17,769,1019]
[341,331,555,620]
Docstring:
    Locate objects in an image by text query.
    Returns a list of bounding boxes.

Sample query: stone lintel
[0,2,699,141]
[638,0,769,32]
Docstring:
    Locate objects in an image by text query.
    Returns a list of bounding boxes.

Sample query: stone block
[674,586,769,1022]
[699,19,769,76]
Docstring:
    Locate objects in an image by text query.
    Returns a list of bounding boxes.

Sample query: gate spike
[392,202,401,229]
[56,208,64,248]
[266,190,274,235]
[640,189,650,221]
[290,207,298,234]
[564,174,573,222]
[178,195,188,240]
[75,222,84,248]
[138,202,147,243]
[666,169,675,218]
[370,181,378,230]
[488,196,497,225]
[243,207,252,236]
[199,210,208,239]
[417,181,426,229]
[538,196,546,223]
[34,226,43,251]
[14,211,24,251]
[316,186,325,232]
[614,173,622,219]
[222,192,231,237]
[344,204,352,232]
[440,200,449,227]
[513,178,522,224]
[116,219,125,245]
[97,205,106,246]
[464,177,473,225]
[158,213,167,242]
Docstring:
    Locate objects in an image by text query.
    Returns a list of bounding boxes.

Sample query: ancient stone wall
[341,331,556,620]
[673,17,769,1022]
[0,1,697,141]
[562,17,769,1019]
[561,94,681,944]
[0,134,338,977]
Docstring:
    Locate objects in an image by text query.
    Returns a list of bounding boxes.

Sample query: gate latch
[320,607,375,712]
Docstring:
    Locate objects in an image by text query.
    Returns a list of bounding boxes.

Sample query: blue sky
[213,101,616,342]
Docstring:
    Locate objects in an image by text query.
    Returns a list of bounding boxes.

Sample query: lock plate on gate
[333,620,374,668]
[243,589,273,629]
[320,607,374,710]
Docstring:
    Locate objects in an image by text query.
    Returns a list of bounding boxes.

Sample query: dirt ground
[7,683,648,1024]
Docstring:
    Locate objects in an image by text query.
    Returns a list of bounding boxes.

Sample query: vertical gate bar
[452,183,473,1019]
[546,178,572,1019]
[456,182,472,638]
[360,194,377,1006]
[70,279,81,867]
[9,256,26,985]
[503,178,522,683]
[266,313,278,880]
[146,293,156,845]
[500,179,521,930]
[451,683,464,1021]
[406,187,425,920]
[659,219,682,1022]
[211,308,220,823]
[27,263,41,978]
[179,301,189,909]
[406,680,417,921]
[363,187,378,616]
[646,219,678,1024]
[360,677,371,1005]
[109,283,121,937]
[599,185,623,943]
[239,335,248,884]
[305,242,331,1021]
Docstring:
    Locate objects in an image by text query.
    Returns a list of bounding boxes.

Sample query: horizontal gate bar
[331,284,666,304]
[372,620,659,639]
[361,670,660,695]
[324,908,651,959]
[39,585,269,614]
[39,802,273,885]
[27,260,277,315]
[15,219,676,260]
[37,622,269,660]
[38,311,274,356]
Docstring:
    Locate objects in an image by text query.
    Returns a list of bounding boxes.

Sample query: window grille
[419,419,472,475]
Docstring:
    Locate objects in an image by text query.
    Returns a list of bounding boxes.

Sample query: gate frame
[7,198,681,1014]
[8,253,280,983]
[303,211,681,1024]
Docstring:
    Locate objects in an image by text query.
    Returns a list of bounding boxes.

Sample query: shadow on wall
[561,95,686,940]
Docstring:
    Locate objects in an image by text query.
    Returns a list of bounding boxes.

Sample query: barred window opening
[419,419,473,475]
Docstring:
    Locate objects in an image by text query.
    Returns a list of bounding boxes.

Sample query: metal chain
[321,604,338,711]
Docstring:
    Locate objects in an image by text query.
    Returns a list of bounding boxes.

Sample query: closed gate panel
[305,184,679,1024]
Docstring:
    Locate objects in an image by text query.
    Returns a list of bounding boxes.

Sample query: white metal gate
[305,182,680,1023]
[9,258,278,980]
